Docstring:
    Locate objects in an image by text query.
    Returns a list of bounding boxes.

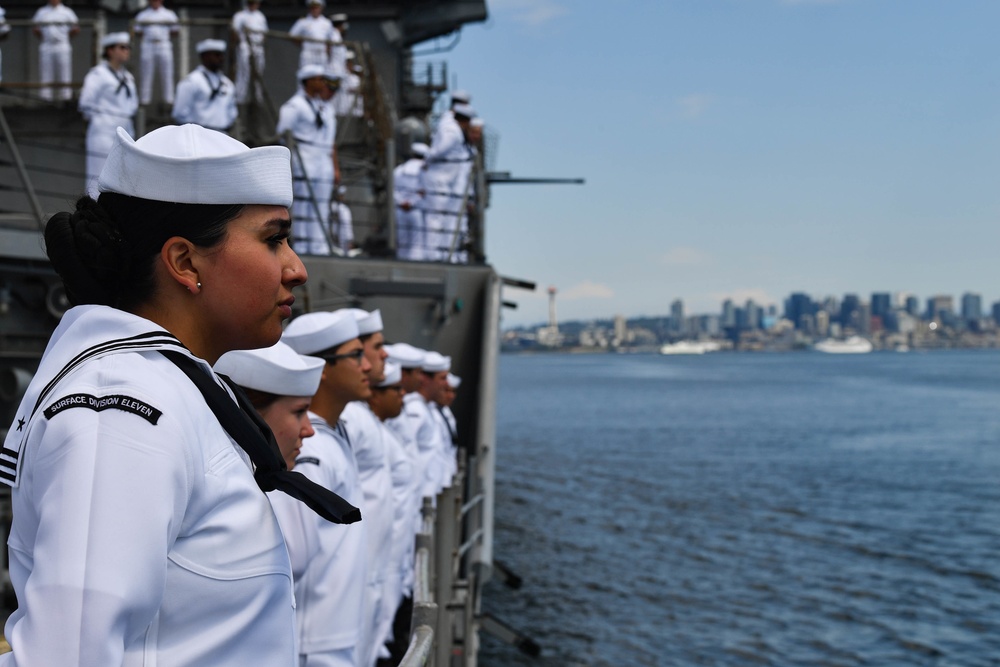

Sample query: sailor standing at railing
[231,0,268,104]
[277,64,339,255]
[366,361,418,665]
[289,0,334,69]
[393,142,428,261]
[327,13,348,78]
[381,342,427,662]
[423,104,475,262]
[339,309,396,667]
[133,0,178,106]
[282,311,373,667]
[172,39,237,132]
[78,32,138,198]
[0,6,11,84]
[31,0,78,102]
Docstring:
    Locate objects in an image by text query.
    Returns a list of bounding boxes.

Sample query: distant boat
[660,340,721,355]
[813,336,873,354]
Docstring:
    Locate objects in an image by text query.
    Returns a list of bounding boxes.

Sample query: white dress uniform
[341,402,395,667]
[275,414,367,667]
[133,5,178,104]
[232,6,268,103]
[327,26,346,78]
[374,421,418,654]
[423,114,473,262]
[393,156,427,260]
[333,70,362,117]
[277,90,336,255]
[0,305,297,666]
[289,14,335,69]
[405,394,448,500]
[431,402,458,486]
[331,198,353,252]
[32,1,78,101]
[78,62,138,198]
[0,7,11,84]
[172,65,238,131]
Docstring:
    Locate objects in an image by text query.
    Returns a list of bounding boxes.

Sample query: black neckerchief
[161,350,361,524]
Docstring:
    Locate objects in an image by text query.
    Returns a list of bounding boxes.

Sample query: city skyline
[510,287,1000,330]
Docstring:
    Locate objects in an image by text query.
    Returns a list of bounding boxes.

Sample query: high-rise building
[785,292,813,330]
[992,301,1000,326]
[670,299,684,333]
[904,295,920,318]
[926,295,954,321]
[744,299,762,331]
[871,292,892,321]
[721,299,736,329]
[840,294,860,327]
[961,292,982,322]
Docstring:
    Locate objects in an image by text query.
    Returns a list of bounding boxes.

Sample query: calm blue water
[480,351,1000,667]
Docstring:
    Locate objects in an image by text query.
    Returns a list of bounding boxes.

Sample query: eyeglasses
[323,348,364,365]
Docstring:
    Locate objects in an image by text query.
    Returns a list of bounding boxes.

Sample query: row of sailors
[215,308,461,667]
[10,0,359,106]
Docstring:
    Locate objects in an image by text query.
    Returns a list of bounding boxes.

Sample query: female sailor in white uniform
[0,124,357,666]
[78,32,138,198]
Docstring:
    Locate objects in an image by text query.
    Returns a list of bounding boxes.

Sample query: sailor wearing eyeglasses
[338,309,397,667]
[78,32,138,198]
[282,310,372,667]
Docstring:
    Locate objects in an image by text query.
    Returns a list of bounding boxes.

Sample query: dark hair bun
[44,196,129,307]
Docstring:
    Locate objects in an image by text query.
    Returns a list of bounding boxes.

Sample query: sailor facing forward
[172,39,237,131]
[289,0,334,69]
[231,0,268,103]
[78,32,138,199]
[277,64,339,255]
[31,0,79,101]
[133,0,178,105]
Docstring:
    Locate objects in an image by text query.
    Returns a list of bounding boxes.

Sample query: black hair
[241,386,281,411]
[44,194,244,311]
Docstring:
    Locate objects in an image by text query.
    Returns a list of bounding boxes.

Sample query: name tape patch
[295,456,321,467]
[43,393,162,426]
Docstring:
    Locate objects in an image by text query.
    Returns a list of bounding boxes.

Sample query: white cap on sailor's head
[196,39,227,54]
[306,0,324,6]
[215,342,324,398]
[421,351,451,373]
[330,12,348,23]
[343,308,383,335]
[447,373,461,389]
[101,32,130,49]
[410,142,429,158]
[451,89,471,105]
[282,311,360,355]
[323,68,342,83]
[385,343,425,368]
[378,362,402,387]
[98,125,292,207]
[297,64,326,82]
[452,103,475,121]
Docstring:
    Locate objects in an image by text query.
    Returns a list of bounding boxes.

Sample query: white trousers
[140,41,174,104]
[235,43,265,104]
[38,42,72,101]
[291,146,334,255]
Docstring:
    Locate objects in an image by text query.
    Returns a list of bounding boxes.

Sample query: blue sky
[418,0,1000,327]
